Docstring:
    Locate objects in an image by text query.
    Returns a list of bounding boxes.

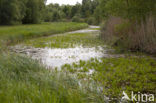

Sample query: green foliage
[86,17,96,25]
[70,3,81,18]
[24,32,103,48]
[81,0,92,18]
[45,0,100,25]
[0,0,45,25]
[72,16,84,23]
[0,0,25,25]
[99,0,156,20]
[44,4,66,22]
[22,0,45,24]
[99,0,156,53]
[62,5,72,19]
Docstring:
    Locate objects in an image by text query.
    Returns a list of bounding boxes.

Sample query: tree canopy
[0,0,45,25]
[98,0,156,20]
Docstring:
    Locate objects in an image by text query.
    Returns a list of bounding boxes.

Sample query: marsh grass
[0,22,88,47]
[24,33,104,48]
[61,57,156,100]
[0,53,107,103]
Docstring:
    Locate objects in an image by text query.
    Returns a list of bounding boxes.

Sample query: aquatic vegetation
[24,33,105,48]
[2,22,155,102]
[62,56,156,100]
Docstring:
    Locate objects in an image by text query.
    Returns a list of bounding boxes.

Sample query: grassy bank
[0,53,106,103]
[0,22,88,47]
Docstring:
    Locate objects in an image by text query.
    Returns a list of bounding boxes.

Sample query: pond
[10,26,107,69]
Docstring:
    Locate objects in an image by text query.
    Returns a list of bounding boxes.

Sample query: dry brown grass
[101,17,124,45]
[126,16,156,53]
[101,16,156,54]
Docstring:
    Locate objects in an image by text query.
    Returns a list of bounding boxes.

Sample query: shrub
[100,17,125,45]
[72,16,84,23]
[60,19,69,22]
[117,16,156,54]
[85,17,99,25]
[86,17,95,25]
[101,16,156,54]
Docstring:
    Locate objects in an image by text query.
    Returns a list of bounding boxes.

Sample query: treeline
[0,0,100,25]
[44,0,99,25]
[99,0,156,54]
[0,0,46,25]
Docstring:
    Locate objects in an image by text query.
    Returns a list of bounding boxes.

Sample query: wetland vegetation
[0,0,156,103]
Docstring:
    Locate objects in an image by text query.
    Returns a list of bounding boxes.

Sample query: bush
[86,17,94,25]
[100,17,125,45]
[85,17,99,25]
[101,16,156,54]
[60,19,69,22]
[116,16,156,54]
[72,16,84,23]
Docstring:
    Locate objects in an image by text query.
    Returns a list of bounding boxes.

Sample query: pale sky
[46,0,82,5]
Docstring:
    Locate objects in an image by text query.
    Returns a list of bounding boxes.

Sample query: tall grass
[0,53,106,103]
[0,22,88,47]
[101,16,156,54]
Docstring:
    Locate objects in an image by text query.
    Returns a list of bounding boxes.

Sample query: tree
[22,0,45,24]
[0,0,25,25]
[62,5,72,19]
[101,0,156,20]
[81,0,92,18]
[71,3,81,18]
[44,3,65,22]
[44,0,100,24]
[0,0,45,25]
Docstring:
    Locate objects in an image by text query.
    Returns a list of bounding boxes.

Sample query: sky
[46,0,82,5]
